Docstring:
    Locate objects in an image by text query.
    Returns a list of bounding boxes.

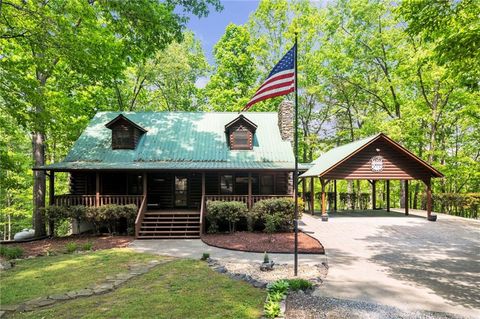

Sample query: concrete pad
[302,209,480,318]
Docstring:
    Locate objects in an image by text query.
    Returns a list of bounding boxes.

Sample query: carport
[300,133,444,221]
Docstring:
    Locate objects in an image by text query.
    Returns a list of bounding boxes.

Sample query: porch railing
[134,195,147,238]
[54,194,144,207]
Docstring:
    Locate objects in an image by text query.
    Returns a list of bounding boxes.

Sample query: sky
[183,0,260,64]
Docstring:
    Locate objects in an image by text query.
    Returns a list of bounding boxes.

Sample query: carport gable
[303,133,443,181]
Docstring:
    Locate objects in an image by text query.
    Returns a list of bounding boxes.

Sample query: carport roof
[300,133,443,179]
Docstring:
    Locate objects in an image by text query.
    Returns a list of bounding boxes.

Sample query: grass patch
[0,248,160,306]
[10,259,265,319]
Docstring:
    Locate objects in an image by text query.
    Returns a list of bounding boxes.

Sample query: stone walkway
[302,209,480,318]
[0,258,173,316]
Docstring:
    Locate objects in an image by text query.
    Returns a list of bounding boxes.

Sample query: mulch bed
[3,235,134,257]
[201,232,324,254]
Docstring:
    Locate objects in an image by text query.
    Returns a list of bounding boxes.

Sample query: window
[112,125,134,149]
[220,175,233,194]
[224,115,256,150]
[260,175,274,195]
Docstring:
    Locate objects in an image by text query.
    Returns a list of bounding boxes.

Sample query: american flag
[242,44,296,112]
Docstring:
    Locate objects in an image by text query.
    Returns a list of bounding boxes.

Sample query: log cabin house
[36,101,299,239]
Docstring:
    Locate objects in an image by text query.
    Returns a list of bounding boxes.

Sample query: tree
[0,0,221,237]
[206,24,259,111]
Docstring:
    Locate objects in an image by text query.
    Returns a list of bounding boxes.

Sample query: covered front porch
[49,170,294,238]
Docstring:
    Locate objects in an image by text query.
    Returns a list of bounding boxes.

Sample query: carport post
[310,177,315,215]
[320,178,328,221]
[386,180,390,212]
[425,178,436,221]
[372,180,376,210]
[333,180,337,211]
[404,180,409,215]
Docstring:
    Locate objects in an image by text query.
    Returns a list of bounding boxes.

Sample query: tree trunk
[32,131,47,237]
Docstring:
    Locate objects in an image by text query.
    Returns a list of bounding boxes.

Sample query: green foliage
[267,279,290,295]
[0,246,24,260]
[285,278,313,292]
[433,193,479,219]
[200,253,210,261]
[65,242,78,254]
[86,204,137,235]
[252,198,303,232]
[82,242,94,251]
[264,298,281,318]
[206,201,248,233]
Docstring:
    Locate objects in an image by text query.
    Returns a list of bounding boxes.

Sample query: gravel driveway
[300,209,480,318]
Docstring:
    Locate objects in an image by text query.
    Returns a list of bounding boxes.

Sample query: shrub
[86,204,137,234]
[252,198,304,232]
[263,252,269,263]
[264,213,284,234]
[264,298,281,318]
[285,278,313,291]
[206,201,248,233]
[0,246,23,260]
[200,253,210,261]
[267,279,289,295]
[82,242,93,251]
[65,242,78,253]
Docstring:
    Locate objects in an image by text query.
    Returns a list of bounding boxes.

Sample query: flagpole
[293,33,299,276]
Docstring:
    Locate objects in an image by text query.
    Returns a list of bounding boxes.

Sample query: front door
[174,176,188,208]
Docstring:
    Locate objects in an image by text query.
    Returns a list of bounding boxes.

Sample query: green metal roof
[300,134,381,178]
[40,112,296,171]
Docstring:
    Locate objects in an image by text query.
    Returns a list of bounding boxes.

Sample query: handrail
[54,194,143,207]
[199,194,205,235]
[135,195,147,238]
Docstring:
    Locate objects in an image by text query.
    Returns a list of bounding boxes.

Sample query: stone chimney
[278,100,294,143]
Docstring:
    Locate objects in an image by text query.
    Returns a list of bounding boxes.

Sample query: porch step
[137,210,201,239]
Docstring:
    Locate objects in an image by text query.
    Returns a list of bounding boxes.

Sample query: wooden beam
[386,180,390,212]
[49,171,55,237]
[95,172,100,207]
[372,180,376,210]
[425,178,435,221]
[404,180,409,215]
[143,172,147,197]
[333,180,337,211]
[320,178,328,221]
[310,177,315,215]
[248,172,252,209]
[202,172,206,196]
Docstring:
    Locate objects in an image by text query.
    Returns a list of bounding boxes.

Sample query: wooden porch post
[425,178,436,221]
[333,180,337,212]
[310,177,314,215]
[248,172,252,209]
[404,180,409,215]
[142,172,147,197]
[95,172,100,207]
[386,180,390,212]
[48,171,55,236]
[372,180,376,210]
[201,172,206,197]
[320,178,328,221]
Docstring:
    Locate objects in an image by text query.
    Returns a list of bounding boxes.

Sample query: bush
[267,279,289,295]
[252,198,304,232]
[432,193,479,219]
[86,204,137,234]
[0,246,23,260]
[285,278,313,291]
[206,201,248,233]
[264,298,281,318]
[82,242,93,251]
[200,253,210,261]
[65,242,78,253]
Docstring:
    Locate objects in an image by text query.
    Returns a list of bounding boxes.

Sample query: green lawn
[0,248,160,306]
[9,258,265,319]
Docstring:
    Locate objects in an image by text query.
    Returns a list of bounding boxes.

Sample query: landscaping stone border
[0,258,174,317]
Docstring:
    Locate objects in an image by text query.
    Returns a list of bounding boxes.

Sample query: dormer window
[105,114,147,150]
[225,115,257,150]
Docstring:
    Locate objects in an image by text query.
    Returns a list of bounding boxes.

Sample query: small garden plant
[65,242,78,253]
[200,253,210,261]
[82,242,94,251]
[264,278,313,318]
[0,246,24,260]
